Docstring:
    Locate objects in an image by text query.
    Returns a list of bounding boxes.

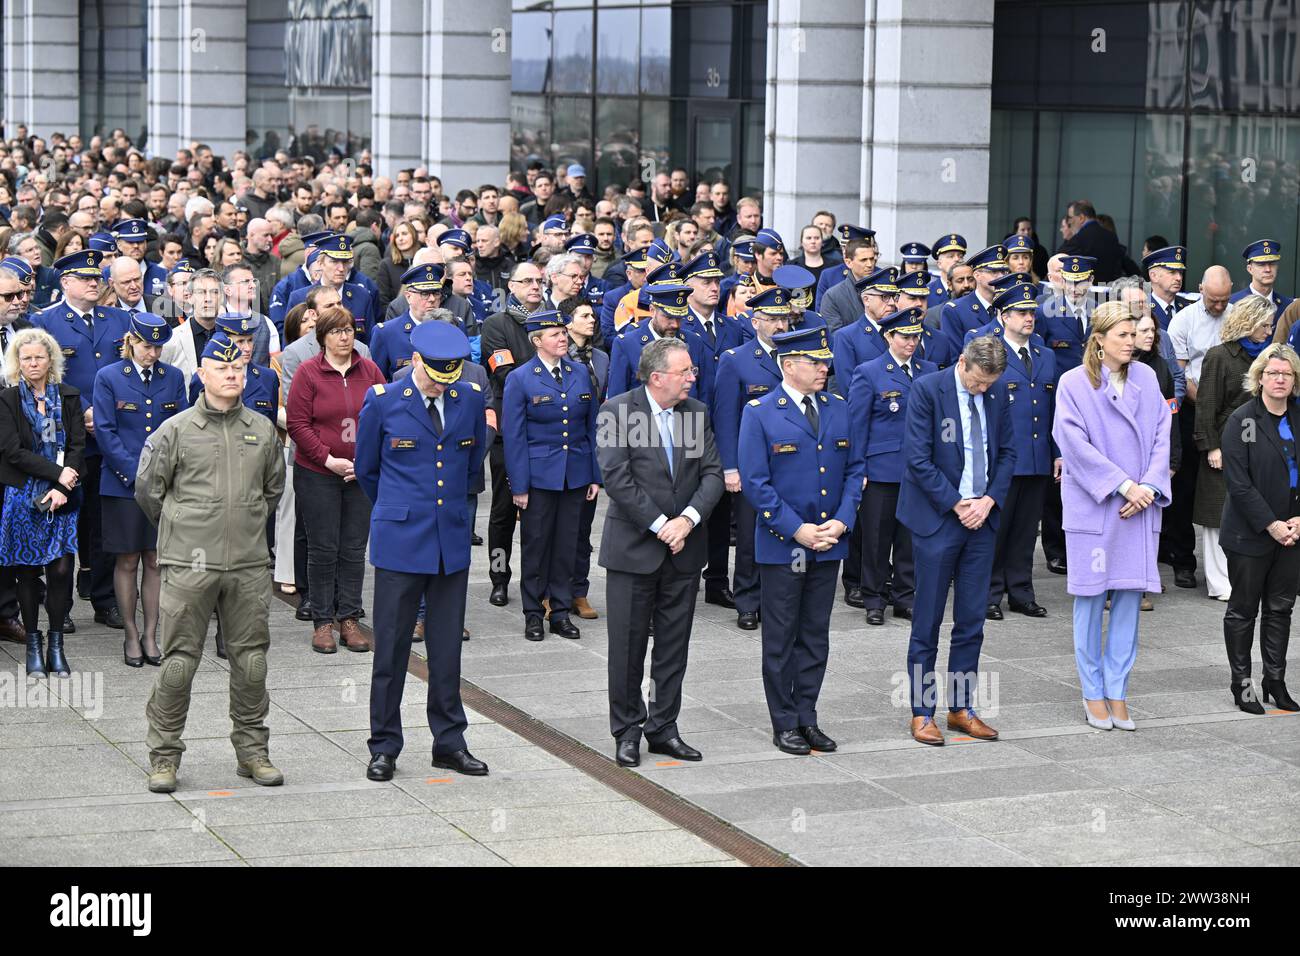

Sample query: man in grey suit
[819,238,878,334]
[596,337,724,768]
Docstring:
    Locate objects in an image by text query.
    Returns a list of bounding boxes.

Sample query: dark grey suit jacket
[820,276,864,335]
[596,387,724,575]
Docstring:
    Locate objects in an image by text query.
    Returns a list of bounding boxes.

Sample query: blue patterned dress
[0,381,80,566]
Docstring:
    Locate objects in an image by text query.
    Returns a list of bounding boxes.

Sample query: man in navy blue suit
[897,335,1016,746]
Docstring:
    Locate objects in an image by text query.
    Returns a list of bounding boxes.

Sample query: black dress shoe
[1046,558,1067,575]
[986,604,1004,621]
[1174,569,1197,589]
[471,532,483,546]
[773,729,811,755]
[865,607,884,625]
[616,739,640,767]
[524,616,544,642]
[489,584,509,606]
[799,725,837,752]
[736,610,759,630]
[705,588,736,609]
[62,615,76,634]
[647,736,702,761]
[549,616,580,639]
[95,607,125,629]
[366,753,395,781]
[295,601,313,622]
[1009,601,1048,618]
[77,569,90,601]
[892,606,912,621]
[432,749,488,776]
[844,587,865,608]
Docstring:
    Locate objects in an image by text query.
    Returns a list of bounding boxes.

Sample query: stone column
[371,0,426,175]
[763,0,867,243]
[2,0,79,140]
[867,0,995,252]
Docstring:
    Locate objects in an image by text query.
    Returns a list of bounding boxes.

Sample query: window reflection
[597,7,639,96]
[512,11,550,94]
[596,98,639,189]
[640,5,671,96]
[551,10,593,95]
[79,0,147,143]
[551,97,594,180]
[512,94,550,170]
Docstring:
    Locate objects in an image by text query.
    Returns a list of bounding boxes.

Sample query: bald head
[1200,265,1233,316]
[110,256,143,307]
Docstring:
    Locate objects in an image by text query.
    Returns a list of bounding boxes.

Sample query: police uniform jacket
[682,309,745,402]
[1035,294,1094,379]
[939,291,996,356]
[368,311,422,380]
[847,353,937,483]
[926,275,951,311]
[737,387,864,564]
[354,378,487,575]
[502,355,601,492]
[93,359,188,496]
[831,317,887,393]
[33,301,132,455]
[286,281,378,343]
[607,327,710,404]
[996,337,1059,476]
[187,363,279,425]
[712,341,783,471]
[1229,286,1293,319]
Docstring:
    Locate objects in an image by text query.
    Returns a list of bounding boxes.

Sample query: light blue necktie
[968,393,987,497]
[660,409,675,478]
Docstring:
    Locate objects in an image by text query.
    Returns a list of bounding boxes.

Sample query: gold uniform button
[95,352,101,358]
[560,393,566,398]
[562,406,568,412]
[1033,433,1038,439]
[145,399,152,405]
[562,444,568,450]
[436,461,443,468]
[562,419,568,425]
[436,444,443,451]
[821,489,827,496]
[437,498,443,506]
[819,466,825,473]
[145,426,151,432]
[817,444,823,450]
[437,480,444,487]
[562,432,568,437]
[820,511,828,518]
[145,412,152,418]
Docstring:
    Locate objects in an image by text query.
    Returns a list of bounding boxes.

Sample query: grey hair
[186,267,220,292]
[638,336,689,383]
[296,213,325,237]
[1109,275,1144,295]
[544,253,580,281]
[961,335,1008,375]
[6,231,34,255]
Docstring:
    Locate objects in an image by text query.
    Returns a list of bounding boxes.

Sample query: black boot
[1231,681,1265,715]
[25,631,45,676]
[45,631,70,677]
[1262,679,1300,712]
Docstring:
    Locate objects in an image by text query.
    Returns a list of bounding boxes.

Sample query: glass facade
[510,0,767,196]
[247,0,372,163]
[79,0,148,144]
[989,0,1300,292]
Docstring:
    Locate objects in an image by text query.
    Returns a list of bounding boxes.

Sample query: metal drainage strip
[273,591,796,867]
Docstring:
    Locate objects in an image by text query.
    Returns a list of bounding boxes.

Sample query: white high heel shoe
[1084,701,1113,730]
[1107,700,1136,731]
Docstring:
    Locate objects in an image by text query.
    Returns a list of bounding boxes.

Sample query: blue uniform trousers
[907,515,995,716]
[702,486,732,594]
[368,566,469,759]
[731,491,760,614]
[860,480,913,611]
[520,487,583,620]
[758,559,838,733]
[571,493,598,599]
[989,474,1048,607]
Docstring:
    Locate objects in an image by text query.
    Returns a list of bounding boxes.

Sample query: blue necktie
[660,410,675,478]
[968,393,987,497]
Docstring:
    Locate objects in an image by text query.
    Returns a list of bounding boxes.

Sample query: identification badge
[242,434,259,443]
[117,401,139,411]
[772,442,799,454]
[459,437,476,448]
[255,400,271,408]
[747,384,770,395]
[391,438,416,450]
[532,394,553,405]
[1051,341,1070,349]
[889,401,899,413]
[835,439,850,449]
[579,393,591,401]
[62,347,76,356]
[162,402,178,411]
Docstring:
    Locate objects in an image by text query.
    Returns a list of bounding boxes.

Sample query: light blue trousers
[1072,590,1142,700]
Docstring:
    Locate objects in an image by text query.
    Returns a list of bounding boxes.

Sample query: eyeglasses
[511,277,543,285]
[662,366,699,379]
[0,291,24,302]
[1263,370,1295,380]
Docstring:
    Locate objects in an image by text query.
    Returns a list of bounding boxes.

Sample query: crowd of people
[0,124,1295,791]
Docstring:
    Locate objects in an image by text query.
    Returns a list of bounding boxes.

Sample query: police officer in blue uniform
[269,230,335,332]
[35,248,134,629]
[938,244,1009,357]
[607,279,709,402]
[1142,245,1190,330]
[112,218,168,299]
[712,287,792,629]
[719,237,758,312]
[848,307,936,625]
[977,283,1060,620]
[356,322,489,780]
[814,225,876,308]
[1035,255,1095,575]
[738,325,864,755]
[900,242,931,274]
[502,311,601,642]
[285,234,378,343]
[564,232,607,302]
[928,233,968,309]
[186,313,279,426]
[831,266,897,396]
[774,264,827,331]
[897,269,954,368]
[93,312,189,667]
[1231,239,1293,320]
[368,263,445,379]
[1003,233,1036,280]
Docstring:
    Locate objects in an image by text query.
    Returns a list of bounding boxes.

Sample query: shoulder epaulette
[469,381,481,391]
[372,383,386,395]
[748,399,761,407]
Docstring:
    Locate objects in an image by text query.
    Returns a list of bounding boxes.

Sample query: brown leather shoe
[910,716,944,746]
[946,708,999,740]
[573,597,598,620]
[338,618,371,653]
[311,622,337,654]
[0,615,24,643]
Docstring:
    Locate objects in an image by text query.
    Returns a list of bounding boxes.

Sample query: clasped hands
[953,496,994,530]
[1268,518,1300,547]
[657,515,694,554]
[794,519,847,552]
[1118,481,1154,519]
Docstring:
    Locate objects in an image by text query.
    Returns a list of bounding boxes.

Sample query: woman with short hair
[1054,301,1171,731]
[1219,343,1300,713]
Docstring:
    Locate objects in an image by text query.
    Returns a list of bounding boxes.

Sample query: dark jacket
[377,255,411,317]
[1194,340,1254,527]
[595,387,724,576]
[1137,347,1182,473]
[1057,219,1127,282]
[1220,396,1300,556]
[0,382,86,491]
[480,298,539,418]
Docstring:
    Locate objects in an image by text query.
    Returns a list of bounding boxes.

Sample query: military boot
[236,755,284,787]
[147,758,178,793]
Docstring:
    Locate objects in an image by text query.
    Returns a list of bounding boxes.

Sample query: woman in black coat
[1133,311,1182,474]
[0,328,86,676]
[1219,342,1300,714]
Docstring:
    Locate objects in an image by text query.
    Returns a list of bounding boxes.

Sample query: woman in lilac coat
[1053,301,1172,731]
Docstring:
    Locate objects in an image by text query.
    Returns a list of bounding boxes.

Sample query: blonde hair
[1082,300,1139,389]
[498,212,528,251]
[5,327,65,386]
[1243,342,1300,397]
[1221,293,1274,342]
